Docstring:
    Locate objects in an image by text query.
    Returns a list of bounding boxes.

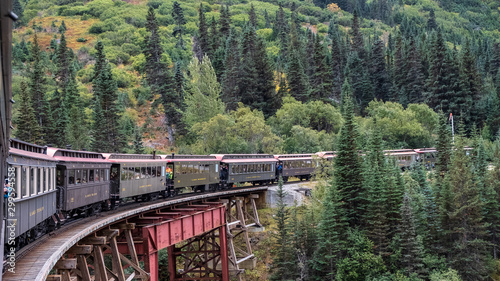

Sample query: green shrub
[76,37,87,42]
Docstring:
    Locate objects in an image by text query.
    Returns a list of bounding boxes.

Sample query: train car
[385,149,418,170]
[213,154,277,186]
[275,154,319,182]
[164,154,220,195]
[47,147,112,217]
[6,139,58,247]
[104,153,166,202]
[414,148,437,169]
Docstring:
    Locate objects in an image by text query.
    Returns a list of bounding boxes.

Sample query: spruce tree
[427,9,437,30]
[55,32,69,88]
[133,126,145,154]
[221,29,241,111]
[397,194,426,277]
[405,39,425,104]
[144,7,164,95]
[459,40,482,127]
[329,20,344,101]
[249,4,257,28]
[14,81,42,144]
[311,180,347,281]
[197,3,209,56]
[264,9,271,28]
[91,42,121,152]
[219,5,231,39]
[270,177,294,281]
[350,11,365,59]
[445,136,492,280]
[13,0,23,27]
[369,39,390,101]
[310,35,332,102]
[335,84,364,227]
[486,145,500,259]
[28,32,47,131]
[172,1,186,49]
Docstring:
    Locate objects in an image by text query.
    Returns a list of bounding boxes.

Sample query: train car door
[110,164,120,205]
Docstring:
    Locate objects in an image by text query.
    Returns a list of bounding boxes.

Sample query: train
[4,138,444,252]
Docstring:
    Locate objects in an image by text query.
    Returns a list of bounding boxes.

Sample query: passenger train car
[4,138,456,255]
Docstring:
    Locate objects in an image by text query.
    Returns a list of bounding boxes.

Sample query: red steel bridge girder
[142,205,228,281]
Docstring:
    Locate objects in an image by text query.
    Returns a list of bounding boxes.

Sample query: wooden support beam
[249,194,259,199]
[125,229,140,266]
[46,275,62,281]
[67,245,93,255]
[93,245,109,281]
[113,222,136,230]
[110,236,126,281]
[77,255,92,281]
[54,259,77,270]
[81,236,107,245]
[101,229,120,239]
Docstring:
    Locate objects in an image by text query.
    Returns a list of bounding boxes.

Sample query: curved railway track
[3,186,273,280]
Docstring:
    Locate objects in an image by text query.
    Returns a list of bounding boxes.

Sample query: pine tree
[369,39,390,101]
[397,194,426,277]
[329,20,344,102]
[219,5,231,39]
[270,177,295,281]
[91,41,121,152]
[427,9,437,30]
[405,39,425,104]
[445,137,492,280]
[486,145,500,259]
[335,85,365,227]
[459,40,482,127]
[286,49,309,102]
[133,126,145,154]
[221,29,241,111]
[310,35,332,102]
[249,3,257,28]
[350,11,365,59]
[198,3,209,56]
[264,9,271,28]
[55,32,69,88]
[435,111,453,179]
[14,81,42,144]
[208,16,218,59]
[59,20,66,33]
[173,61,184,99]
[172,1,186,49]
[28,32,47,132]
[345,52,373,111]
[311,181,347,281]
[13,0,23,27]
[144,7,164,94]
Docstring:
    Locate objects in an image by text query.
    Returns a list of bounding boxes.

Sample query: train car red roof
[220,158,277,163]
[9,147,57,162]
[165,158,219,163]
[277,156,315,161]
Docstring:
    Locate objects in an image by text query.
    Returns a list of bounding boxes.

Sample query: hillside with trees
[9,0,500,279]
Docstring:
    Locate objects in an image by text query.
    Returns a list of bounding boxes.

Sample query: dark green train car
[275,154,319,182]
[213,154,277,186]
[163,155,220,195]
[104,154,166,202]
[48,147,112,217]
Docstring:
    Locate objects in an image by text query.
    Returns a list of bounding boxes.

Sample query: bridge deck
[3,187,267,281]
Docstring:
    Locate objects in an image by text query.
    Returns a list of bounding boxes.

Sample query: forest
[8,0,500,279]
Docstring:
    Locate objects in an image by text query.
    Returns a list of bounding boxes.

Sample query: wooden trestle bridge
[3,187,267,281]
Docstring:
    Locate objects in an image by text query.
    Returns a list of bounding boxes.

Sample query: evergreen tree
[197,3,209,56]
[59,20,66,33]
[427,9,437,30]
[286,49,309,102]
[435,111,453,178]
[55,32,69,88]
[173,61,184,99]
[459,40,482,127]
[133,126,145,154]
[397,194,426,277]
[144,7,163,94]
[14,81,42,144]
[310,35,332,102]
[311,181,347,280]
[486,144,500,259]
[249,3,257,28]
[350,11,365,59]
[66,80,89,151]
[208,16,218,59]
[345,52,373,111]
[329,20,344,102]
[264,9,271,28]
[28,32,47,131]
[91,41,121,152]
[369,39,390,101]
[172,1,186,49]
[335,84,365,227]
[219,5,231,39]
[445,137,492,280]
[405,39,425,104]
[270,177,295,281]
[13,0,23,27]
[221,29,241,111]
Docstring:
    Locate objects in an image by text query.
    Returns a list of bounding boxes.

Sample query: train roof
[47,147,110,163]
[163,154,217,160]
[10,138,46,154]
[414,148,437,153]
[212,154,277,163]
[275,154,314,159]
[315,151,336,158]
[9,147,57,162]
[385,150,418,156]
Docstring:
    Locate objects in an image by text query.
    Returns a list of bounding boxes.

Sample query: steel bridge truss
[46,193,262,281]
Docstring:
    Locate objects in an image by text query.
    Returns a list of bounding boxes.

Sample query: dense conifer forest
[8,0,500,279]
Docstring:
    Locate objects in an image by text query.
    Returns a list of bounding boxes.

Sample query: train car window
[242,165,247,173]
[121,168,127,181]
[147,167,152,178]
[89,169,94,182]
[76,170,82,184]
[101,169,105,181]
[48,168,52,191]
[157,166,162,177]
[133,167,139,179]
[36,168,41,193]
[68,170,74,185]
[152,166,157,177]
[271,164,274,172]
[141,167,146,179]
[30,167,35,195]
[215,164,219,173]
[42,168,47,192]
[231,165,235,174]
[125,167,132,180]
[187,164,192,174]
[180,164,186,174]
[95,169,100,182]
[22,166,28,198]
[82,170,88,183]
